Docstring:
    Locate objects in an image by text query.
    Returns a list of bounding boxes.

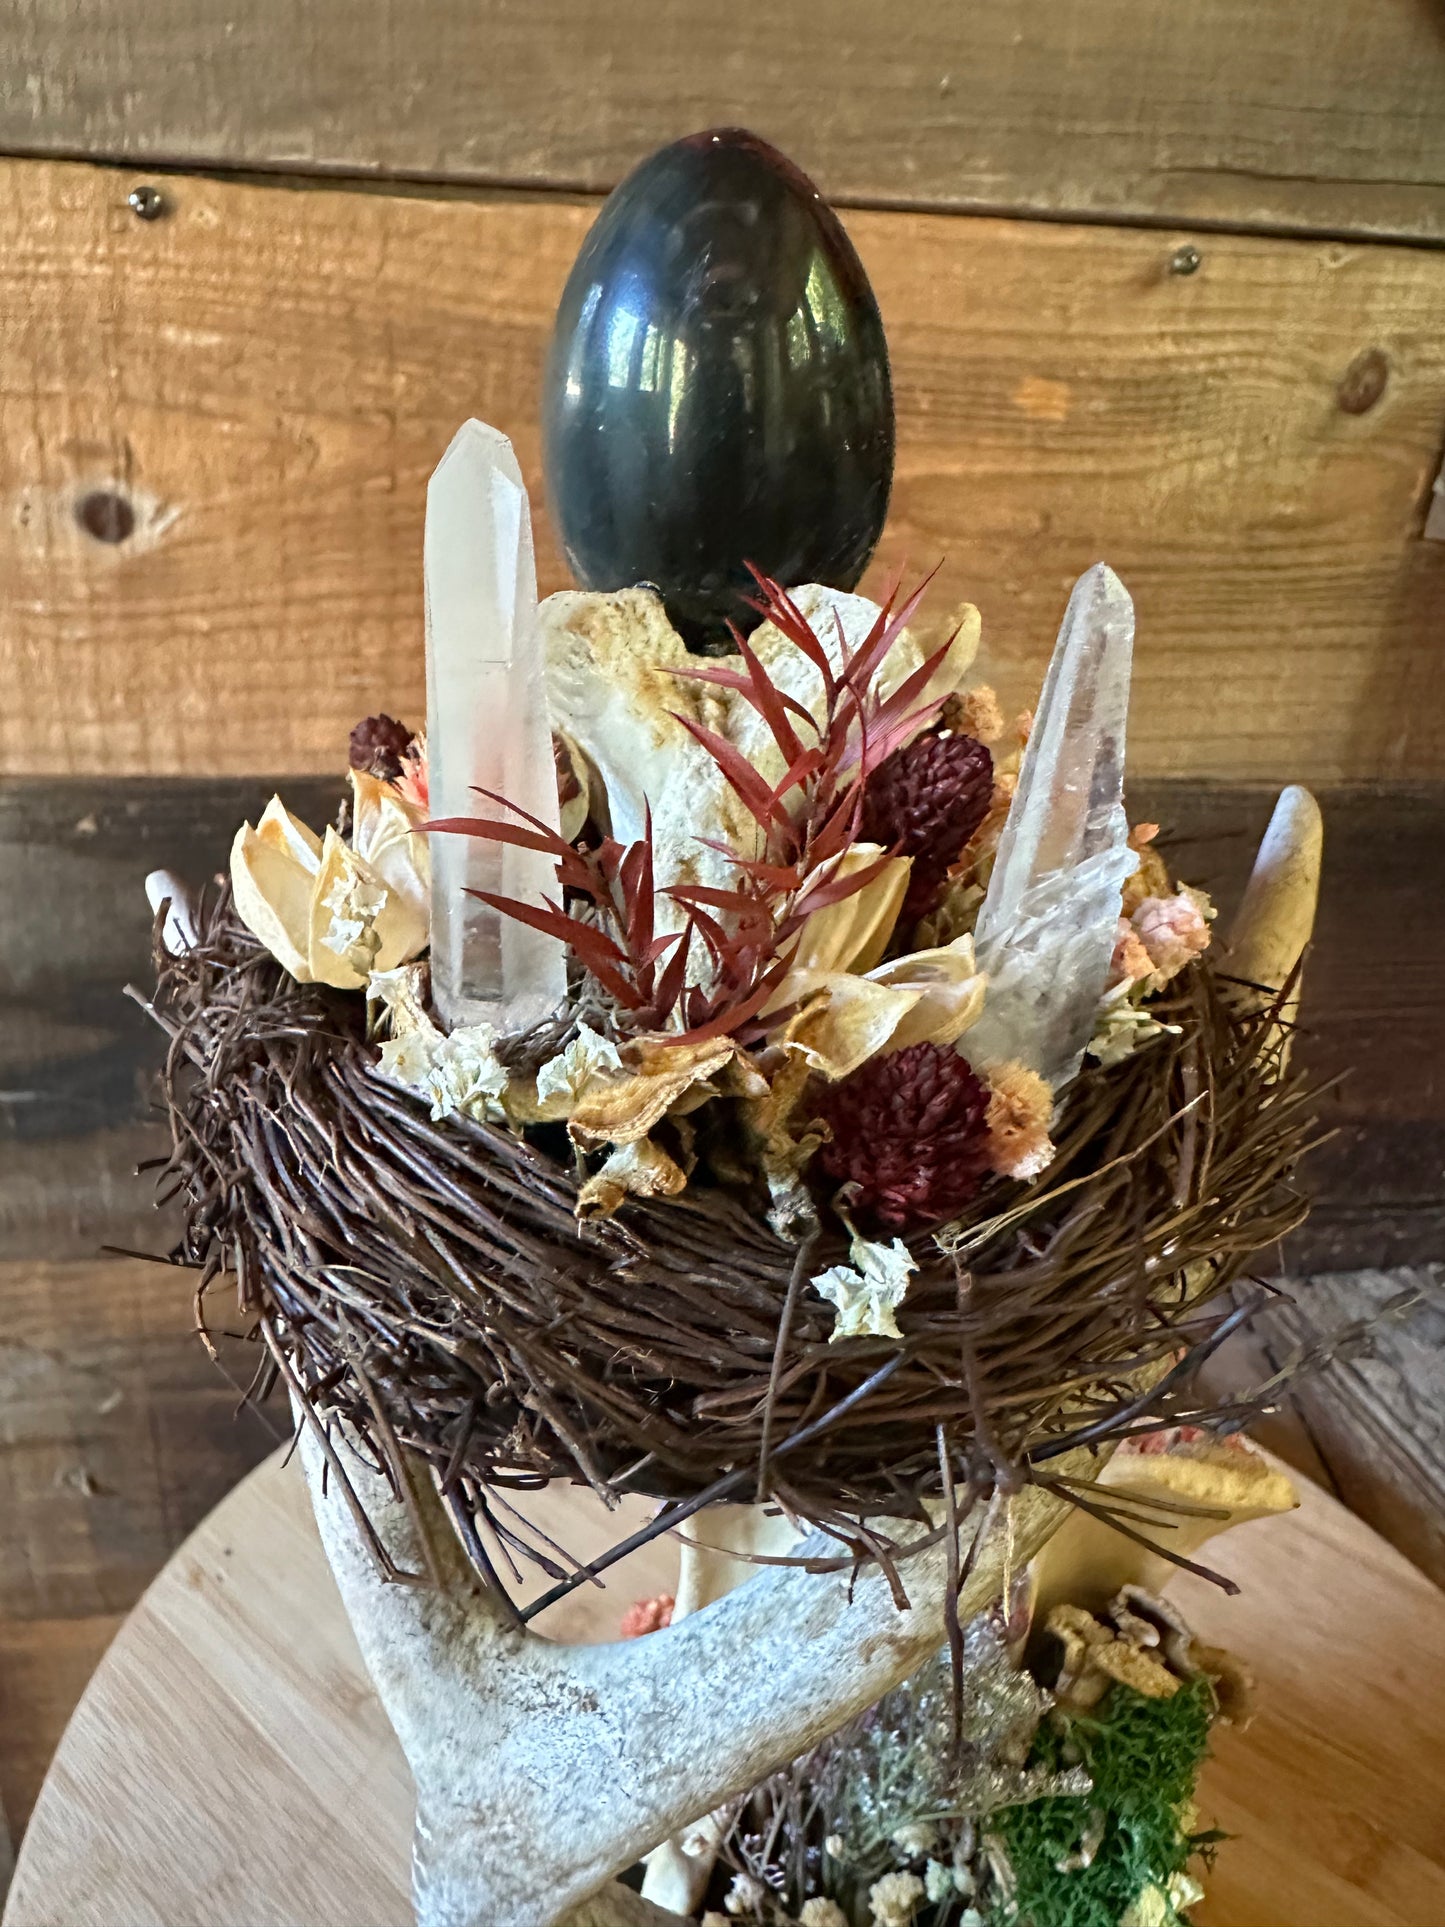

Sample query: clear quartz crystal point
[967,563,1137,1088]
[424,419,566,1034]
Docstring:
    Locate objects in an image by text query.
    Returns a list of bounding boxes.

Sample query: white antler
[1226,784,1323,1037]
[298,1417,1072,1927]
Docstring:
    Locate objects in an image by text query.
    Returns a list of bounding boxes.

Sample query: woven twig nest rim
[145,887,1316,1609]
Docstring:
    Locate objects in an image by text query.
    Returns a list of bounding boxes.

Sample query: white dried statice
[421,1027,510,1122]
[891,1820,938,1857]
[799,1903,848,1927]
[724,1871,767,1915]
[368,967,509,1123]
[534,1021,625,1115]
[811,1236,918,1343]
[868,1870,925,1925]
[924,1859,956,1903]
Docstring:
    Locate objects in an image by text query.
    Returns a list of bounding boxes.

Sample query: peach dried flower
[1108,916,1153,989]
[958,683,1005,745]
[1133,889,1212,990]
[985,1060,1056,1180]
[619,1593,675,1638]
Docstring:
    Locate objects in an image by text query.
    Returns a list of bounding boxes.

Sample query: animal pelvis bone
[148,784,1321,1927]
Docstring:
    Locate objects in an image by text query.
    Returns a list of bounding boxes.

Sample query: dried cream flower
[231,793,426,990]
[985,1061,1056,1181]
[534,1022,626,1119]
[869,1870,926,1926]
[800,1903,848,1927]
[784,843,912,982]
[779,934,987,1083]
[812,1236,918,1342]
[1087,980,1181,1067]
[348,768,430,929]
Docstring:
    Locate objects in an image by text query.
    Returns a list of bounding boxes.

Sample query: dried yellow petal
[576,1137,688,1218]
[230,818,316,982]
[567,1036,738,1148]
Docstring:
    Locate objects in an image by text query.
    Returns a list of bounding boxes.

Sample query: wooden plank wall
[2,0,1444,1858]
[3,0,1445,242]
[2,161,1444,784]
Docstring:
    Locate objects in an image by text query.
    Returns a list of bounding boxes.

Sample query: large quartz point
[425,421,566,1034]
[966,564,1137,1089]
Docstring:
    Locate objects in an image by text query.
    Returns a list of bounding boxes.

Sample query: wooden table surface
[1,776,1443,1888]
[7,1448,1445,1927]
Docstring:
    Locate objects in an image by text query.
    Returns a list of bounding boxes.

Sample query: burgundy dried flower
[349,713,414,781]
[815,1041,992,1231]
[861,729,994,925]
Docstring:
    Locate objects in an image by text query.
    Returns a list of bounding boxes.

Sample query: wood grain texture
[4,0,1445,242]
[0,1614,121,1848]
[1238,1268,1445,1593]
[0,774,336,1261]
[0,1256,277,1831]
[3,160,1445,785]
[6,1448,1445,1927]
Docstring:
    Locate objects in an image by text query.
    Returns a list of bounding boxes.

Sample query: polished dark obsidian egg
[542,128,894,645]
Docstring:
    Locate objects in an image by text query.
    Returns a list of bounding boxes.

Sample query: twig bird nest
[146,884,1314,1606]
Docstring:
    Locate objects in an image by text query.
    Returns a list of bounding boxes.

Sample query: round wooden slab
[5,1450,1444,1927]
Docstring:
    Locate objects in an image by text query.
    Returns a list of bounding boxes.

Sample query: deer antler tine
[1226,785,1323,1000]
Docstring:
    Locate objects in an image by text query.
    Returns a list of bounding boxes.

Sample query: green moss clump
[991,1678,1217,1927]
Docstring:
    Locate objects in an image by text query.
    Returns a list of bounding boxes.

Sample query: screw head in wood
[127,184,167,222]
[1169,244,1202,276]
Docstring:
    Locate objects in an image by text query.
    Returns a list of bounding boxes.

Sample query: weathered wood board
[0,1255,277,1831]
[4,0,1445,243]
[5,1448,1445,1927]
[2,161,1444,785]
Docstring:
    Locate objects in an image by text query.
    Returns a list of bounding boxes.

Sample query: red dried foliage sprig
[431,569,962,1045]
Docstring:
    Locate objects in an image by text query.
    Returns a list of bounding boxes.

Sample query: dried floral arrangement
[666,1425,1298,1927]
[143,536,1318,1604]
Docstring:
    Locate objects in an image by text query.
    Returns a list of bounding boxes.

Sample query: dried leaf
[567,1036,738,1147]
[869,935,988,1051]
[782,975,922,1082]
[775,845,911,989]
[576,1138,689,1219]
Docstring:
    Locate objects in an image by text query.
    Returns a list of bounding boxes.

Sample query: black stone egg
[542,128,894,645]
